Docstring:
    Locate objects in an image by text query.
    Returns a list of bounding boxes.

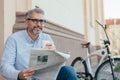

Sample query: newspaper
[29,48,70,80]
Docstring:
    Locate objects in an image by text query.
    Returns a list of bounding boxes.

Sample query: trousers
[32,66,77,80]
[56,66,77,80]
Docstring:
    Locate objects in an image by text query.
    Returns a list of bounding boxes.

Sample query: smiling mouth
[34,26,42,31]
[32,27,42,34]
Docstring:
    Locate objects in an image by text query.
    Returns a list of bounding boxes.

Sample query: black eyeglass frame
[26,18,46,24]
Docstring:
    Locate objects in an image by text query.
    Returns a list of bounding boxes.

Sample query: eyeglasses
[27,18,46,24]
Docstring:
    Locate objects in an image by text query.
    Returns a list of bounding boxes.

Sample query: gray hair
[25,8,45,19]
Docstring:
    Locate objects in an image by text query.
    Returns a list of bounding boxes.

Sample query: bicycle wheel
[95,58,120,80]
[71,57,93,80]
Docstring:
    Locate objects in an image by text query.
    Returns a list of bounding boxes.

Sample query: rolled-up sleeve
[0,36,20,80]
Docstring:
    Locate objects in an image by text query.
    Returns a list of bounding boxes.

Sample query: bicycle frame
[83,47,108,76]
[72,21,117,80]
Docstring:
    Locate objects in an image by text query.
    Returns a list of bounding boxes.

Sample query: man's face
[26,12,45,35]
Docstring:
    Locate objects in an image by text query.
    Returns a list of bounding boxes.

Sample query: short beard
[32,30,40,35]
[32,27,42,35]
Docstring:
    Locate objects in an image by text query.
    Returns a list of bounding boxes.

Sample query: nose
[36,22,45,27]
[36,21,42,26]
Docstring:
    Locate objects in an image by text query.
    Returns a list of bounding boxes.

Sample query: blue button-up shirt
[0,30,54,80]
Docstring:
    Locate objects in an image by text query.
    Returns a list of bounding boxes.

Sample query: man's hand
[42,40,56,50]
[18,68,35,80]
[44,43,56,49]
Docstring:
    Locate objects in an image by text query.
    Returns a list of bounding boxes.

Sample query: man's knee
[61,66,75,72]
[61,66,76,75]
[57,66,77,80]
[62,66,77,79]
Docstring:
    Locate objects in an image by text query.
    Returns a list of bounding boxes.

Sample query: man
[0,8,77,80]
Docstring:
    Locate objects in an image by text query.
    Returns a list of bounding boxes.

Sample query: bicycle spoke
[95,58,120,80]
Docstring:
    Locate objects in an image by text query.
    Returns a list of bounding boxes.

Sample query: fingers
[18,68,36,80]
[23,73,33,80]
[45,43,55,49]
[42,41,56,49]
[43,43,56,49]
[23,68,35,73]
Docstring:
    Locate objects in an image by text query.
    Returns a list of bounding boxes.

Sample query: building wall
[32,0,85,34]
[16,0,32,12]
[83,0,105,46]
[0,0,4,64]
[106,24,120,51]
[0,0,16,61]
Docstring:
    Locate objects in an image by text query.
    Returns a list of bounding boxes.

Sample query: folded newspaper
[29,48,70,80]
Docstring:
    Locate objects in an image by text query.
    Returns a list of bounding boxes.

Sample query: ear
[24,20,28,28]
[24,20,28,24]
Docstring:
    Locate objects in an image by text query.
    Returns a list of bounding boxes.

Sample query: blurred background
[0,0,120,79]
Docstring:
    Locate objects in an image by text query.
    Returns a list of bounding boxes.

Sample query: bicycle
[71,21,120,80]
[71,42,120,80]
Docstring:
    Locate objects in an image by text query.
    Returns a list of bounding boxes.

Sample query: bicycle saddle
[81,42,90,47]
